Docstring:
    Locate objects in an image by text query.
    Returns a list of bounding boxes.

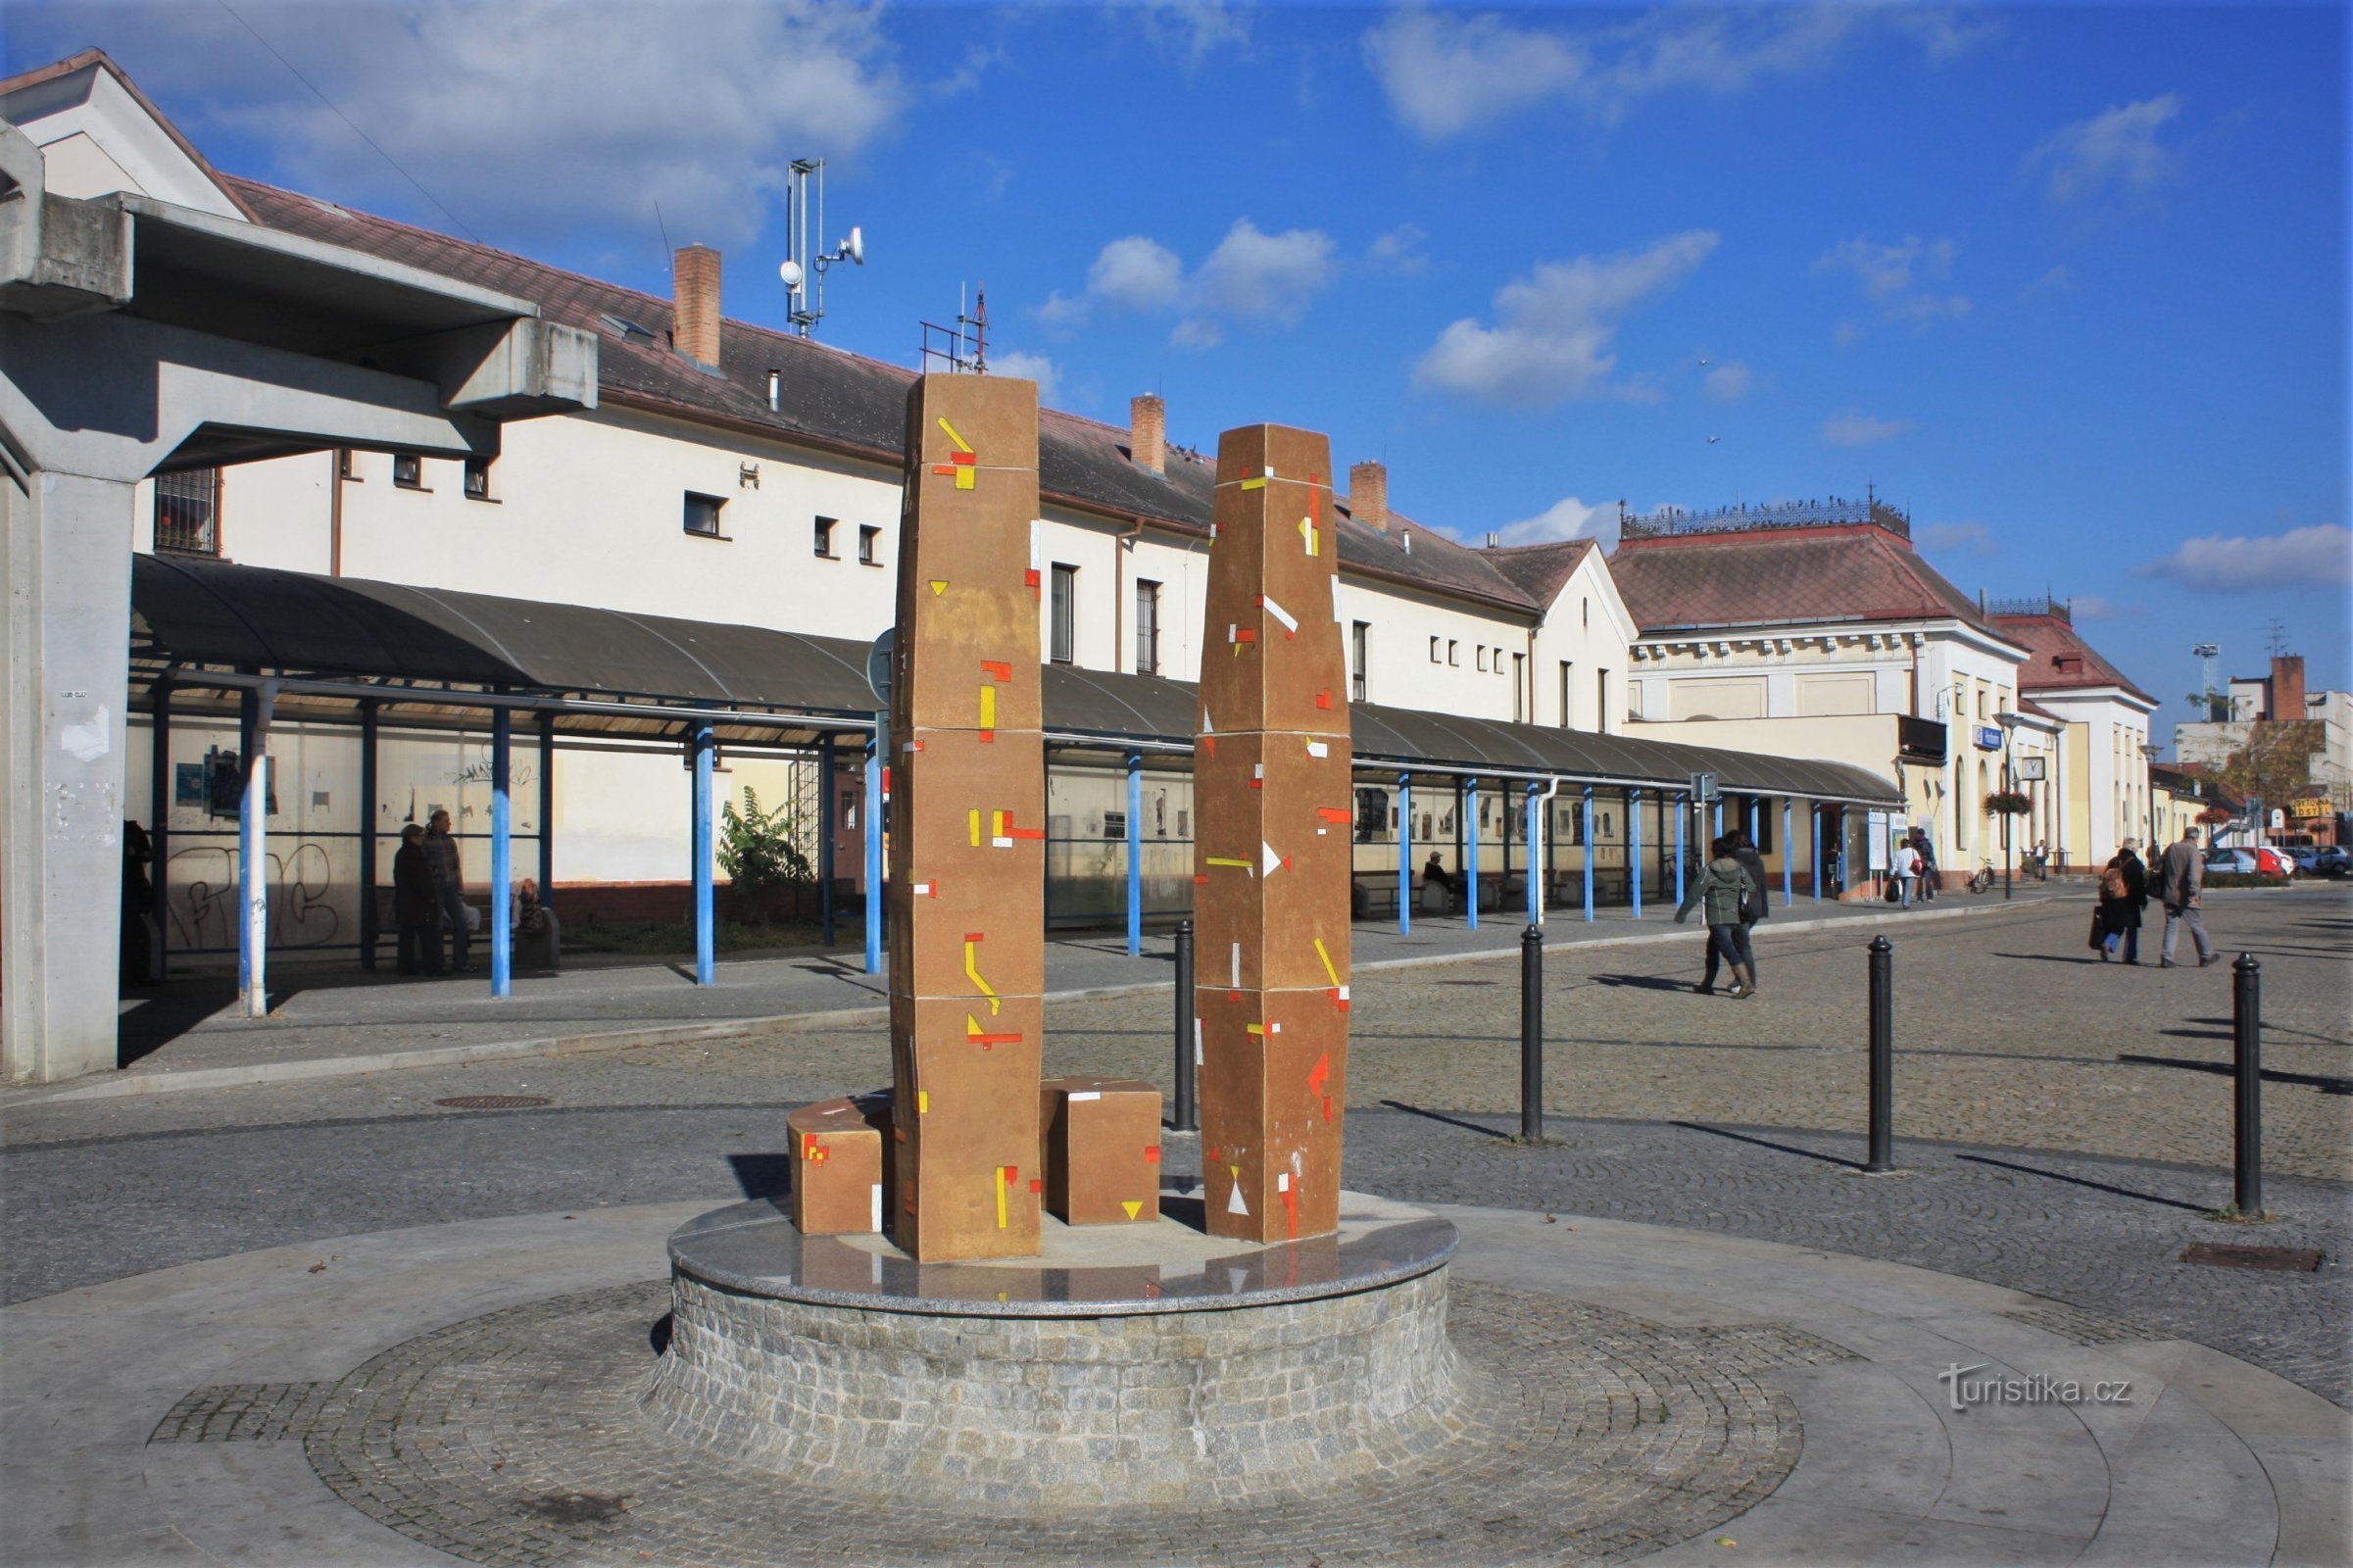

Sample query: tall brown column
[1193,424,1353,1243]
[887,374,1046,1260]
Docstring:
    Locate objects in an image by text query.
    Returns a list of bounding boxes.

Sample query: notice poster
[1867,810,1892,872]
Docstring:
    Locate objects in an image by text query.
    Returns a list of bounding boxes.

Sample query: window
[813,516,837,558]
[1350,621,1369,703]
[1595,667,1610,732]
[463,457,495,502]
[1558,662,1573,728]
[154,468,221,555]
[1429,636,1442,663]
[1050,564,1078,664]
[1135,579,1161,674]
[1512,653,1525,721]
[1446,640,1459,667]
[392,453,424,489]
[1476,645,1488,672]
[1582,596,1590,628]
[683,491,726,537]
[1977,688,1988,719]
[858,524,881,565]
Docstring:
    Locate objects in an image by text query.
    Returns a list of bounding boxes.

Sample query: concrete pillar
[3,471,138,1082]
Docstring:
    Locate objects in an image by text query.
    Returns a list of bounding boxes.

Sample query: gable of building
[0,49,252,220]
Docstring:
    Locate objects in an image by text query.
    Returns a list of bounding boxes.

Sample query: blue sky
[9,2,2347,739]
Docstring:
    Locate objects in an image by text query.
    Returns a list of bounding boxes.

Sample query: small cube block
[1040,1076,1162,1225]
[788,1094,891,1236]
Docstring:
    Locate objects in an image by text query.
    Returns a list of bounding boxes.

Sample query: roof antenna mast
[777,159,865,339]
[919,283,989,374]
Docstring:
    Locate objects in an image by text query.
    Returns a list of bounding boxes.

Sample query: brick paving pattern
[143,1277,1851,1567]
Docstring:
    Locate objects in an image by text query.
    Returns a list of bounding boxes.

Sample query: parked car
[2204,848,2259,875]
[2255,845,2297,877]
[2287,847,2322,874]
[2311,846,2353,877]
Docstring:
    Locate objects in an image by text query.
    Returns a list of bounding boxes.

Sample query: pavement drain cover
[434,1095,555,1110]
[2179,1243,2324,1272]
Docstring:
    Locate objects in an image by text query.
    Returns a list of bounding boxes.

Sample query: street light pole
[1994,711,2023,902]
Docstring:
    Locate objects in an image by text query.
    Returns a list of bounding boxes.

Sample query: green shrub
[2201,873,2292,889]
[717,787,811,896]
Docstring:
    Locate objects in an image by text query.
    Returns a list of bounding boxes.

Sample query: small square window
[1476,645,1488,672]
[858,524,881,565]
[813,516,837,558]
[1429,636,1441,663]
[464,457,495,502]
[392,453,424,489]
[1447,640,1459,667]
[684,492,726,537]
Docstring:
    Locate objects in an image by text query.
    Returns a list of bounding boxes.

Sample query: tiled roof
[1479,538,1596,608]
[1607,521,1996,635]
[1987,612,2156,706]
[224,176,1540,615]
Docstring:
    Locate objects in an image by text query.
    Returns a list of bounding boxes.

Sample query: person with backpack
[1676,836,1757,999]
[1892,835,1921,908]
[2097,840,2149,963]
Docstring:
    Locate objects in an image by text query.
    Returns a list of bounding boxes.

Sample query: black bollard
[2232,953,2262,1216]
[1865,936,1893,1172]
[1520,924,1544,1142]
[1173,919,1198,1133]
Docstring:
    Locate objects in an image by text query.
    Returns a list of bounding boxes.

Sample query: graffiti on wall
[166,842,343,949]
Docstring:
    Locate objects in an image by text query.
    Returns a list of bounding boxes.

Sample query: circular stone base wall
[640,1193,1470,1509]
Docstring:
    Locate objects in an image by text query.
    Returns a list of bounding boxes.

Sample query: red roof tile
[1988,612,2156,706]
[1607,521,1994,634]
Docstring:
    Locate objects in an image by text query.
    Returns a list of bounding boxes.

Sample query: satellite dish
[779,259,805,291]
[843,225,865,266]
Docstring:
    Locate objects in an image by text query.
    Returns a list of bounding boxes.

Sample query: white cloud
[1040,220,1336,343]
[1814,234,1970,326]
[1821,409,1914,446]
[1701,361,1752,403]
[2068,594,2142,619]
[1192,220,1336,323]
[987,350,1061,406]
[177,0,905,249]
[1917,520,1996,557]
[2132,524,2353,593]
[2020,265,2071,301]
[1361,5,1979,141]
[1127,0,1251,74]
[2027,95,2182,205]
[1492,496,1613,549]
[1413,230,1720,406]
[1367,222,1432,276]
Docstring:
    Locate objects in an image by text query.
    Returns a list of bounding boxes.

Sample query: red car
[2254,845,2297,877]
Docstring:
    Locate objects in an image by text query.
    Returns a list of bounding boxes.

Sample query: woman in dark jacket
[1675,837,1758,998]
[2099,840,2149,964]
[392,823,441,975]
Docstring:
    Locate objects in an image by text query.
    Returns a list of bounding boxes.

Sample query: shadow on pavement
[1955,1152,2213,1213]
[1670,1120,1866,1172]
[2118,1054,2353,1096]
[1376,1100,1512,1141]
[726,1152,799,1200]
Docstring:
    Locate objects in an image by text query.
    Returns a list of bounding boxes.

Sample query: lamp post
[1994,711,2024,901]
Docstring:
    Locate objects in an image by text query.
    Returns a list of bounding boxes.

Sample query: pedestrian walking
[392,823,440,975]
[1695,831,1770,995]
[423,808,471,973]
[2155,825,2218,968]
[1675,836,1757,999]
[1892,838,1920,908]
[1911,828,1939,902]
[2097,839,2149,963]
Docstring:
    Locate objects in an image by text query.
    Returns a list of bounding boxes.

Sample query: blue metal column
[537,712,556,904]
[237,687,267,1019]
[490,708,513,998]
[863,734,883,974]
[691,721,715,986]
[1582,786,1595,921]
[1782,798,1793,906]
[1464,777,1480,930]
[1397,773,1412,934]
[1675,794,1688,906]
[1125,753,1144,956]
[1748,796,1760,845]
[1712,800,1724,839]
[358,701,377,971]
[1525,783,1543,925]
[150,679,171,982]
[818,735,837,947]
[1811,805,1823,903]
[1629,788,1643,919]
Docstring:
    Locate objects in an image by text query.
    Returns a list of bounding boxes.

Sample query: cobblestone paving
[144,1277,1848,1567]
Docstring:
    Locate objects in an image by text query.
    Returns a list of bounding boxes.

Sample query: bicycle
[1967,858,1996,895]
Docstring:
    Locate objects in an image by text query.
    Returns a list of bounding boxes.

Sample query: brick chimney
[1130,394,1165,476]
[673,245,722,368]
[2271,654,2306,720]
[1349,461,1389,531]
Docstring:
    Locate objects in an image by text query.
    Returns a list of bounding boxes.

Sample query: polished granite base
[641,1187,1470,1506]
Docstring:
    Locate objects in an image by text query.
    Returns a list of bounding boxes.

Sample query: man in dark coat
[393,823,441,975]
[1911,827,1939,901]
[2098,840,2149,964]
[1697,832,1771,996]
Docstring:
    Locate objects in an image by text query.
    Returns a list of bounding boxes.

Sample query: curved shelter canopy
[133,556,1899,806]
